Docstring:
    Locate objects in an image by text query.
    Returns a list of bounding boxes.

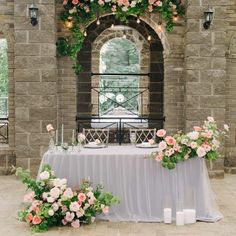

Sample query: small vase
[49,136,55,151]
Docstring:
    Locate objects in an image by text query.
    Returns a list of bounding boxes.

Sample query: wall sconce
[203,7,213,29]
[29,4,38,26]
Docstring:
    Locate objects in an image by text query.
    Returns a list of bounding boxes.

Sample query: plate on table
[84,142,107,149]
[136,142,158,148]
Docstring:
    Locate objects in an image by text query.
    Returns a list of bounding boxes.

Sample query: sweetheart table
[38,145,222,222]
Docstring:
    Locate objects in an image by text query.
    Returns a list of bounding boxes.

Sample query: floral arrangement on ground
[57,0,185,74]
[16,164,120,232]
[150,117,229,170]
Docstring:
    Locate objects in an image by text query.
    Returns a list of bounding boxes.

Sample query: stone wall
[13,0,58,174]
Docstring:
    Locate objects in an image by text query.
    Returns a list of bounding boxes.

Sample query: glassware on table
[130,133,136,145]
[48,136,55,152]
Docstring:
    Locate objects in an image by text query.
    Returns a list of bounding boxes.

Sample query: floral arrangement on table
[57,0,185,74]
[77,133,86,145]
[46,124,55,149]
[16,164,120,232]
[150,117,229,170]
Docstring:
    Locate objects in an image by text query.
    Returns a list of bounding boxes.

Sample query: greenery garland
[57,0,185,75]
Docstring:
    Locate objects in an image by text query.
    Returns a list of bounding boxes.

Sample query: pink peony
[50,187,60,199]
[194,126,202,132]
[196,146,206,158]
[76,208,85,218]
[62,205,68,212]
[69,201,80,212]
[78,193,86,202]
[32,215,42,225]
[156,129,166,138]
[65,212,75,222]
[165,136,176,146]
[71,219,80,228]
[72,0,79,5]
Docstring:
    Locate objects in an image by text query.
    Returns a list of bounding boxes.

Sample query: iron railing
[0,117,8,144]
[76,116,165,145]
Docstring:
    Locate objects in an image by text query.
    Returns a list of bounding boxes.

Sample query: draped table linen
[38,146,222,222]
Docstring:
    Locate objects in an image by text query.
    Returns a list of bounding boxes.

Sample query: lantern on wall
[29,4,39,26]
[203,7,214,29]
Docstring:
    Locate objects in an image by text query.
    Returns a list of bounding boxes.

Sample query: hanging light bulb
[123,31,127,39]
[96,18,100,25]
[83,30,87,36]
[65,19,73,29]
[157,22,163,33]
[173,14,178,22]
[136,16,141,24]
[111,23,114,28]
[147,35,152,41]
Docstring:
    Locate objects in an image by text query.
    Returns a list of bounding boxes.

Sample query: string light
[173,14,178,22]
[157,22,163,33]
[122,31,127,39]
[147,35,152,41]
[83,30,87,36]
[136,16,141,24]
[65,19,73,29]
[96,18,100,25]
[111,23,114,28]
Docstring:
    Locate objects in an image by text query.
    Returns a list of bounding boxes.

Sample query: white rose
[46,124,54,132]
[95,139,101,145]
[207,116,214,122]
[52,203,59,211]
[190,142,198,149]
[53,178,62,188]
[42,192,49,199]
[50,187,61,199]
[39,171,50,180]
[87,191,94,198]
[47,196,55,203]
[48,209,54,216]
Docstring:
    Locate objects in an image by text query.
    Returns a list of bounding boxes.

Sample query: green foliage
[57,0,185,74]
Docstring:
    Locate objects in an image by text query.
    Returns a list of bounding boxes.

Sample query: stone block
[186,95,200,108]
[186,108,212,120]
[28,31,55,43]
[29,57,57,69]
[200,70,226,82]
[28,82,57,95]
[15,82,28,95]
[186,70,200,82]
[15,107,29,121]
[15,95,40,107]
[15,133,29,146]
[213,83,225,95]
[41,95,57,107]
[186,57,211,70]
[29,108,57,120]
[208,170,224,179]
[15,44,40,56]
[200,96,225,108]
[40,44,56,56]
[186,83,211,95]
[15,31,27,43]
[14,16,39,30]
[185,32,211,45]
[29,133,49,146]
[15,69,40,82]
[200,45,226,57]
[15,121,41,133]
[14,56,28,69]
[212,58,227,69]
[41,69,57,82]
[185,44,200,57]
[40,16,56,30]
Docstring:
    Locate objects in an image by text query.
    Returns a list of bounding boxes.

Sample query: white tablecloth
[38,146,223,222]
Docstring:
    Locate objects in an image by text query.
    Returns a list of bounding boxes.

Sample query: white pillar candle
[183,209,196,224]
[55,129,58,145]
[176,211,184,226]
[163,208,172,224]
[61,124,64,145]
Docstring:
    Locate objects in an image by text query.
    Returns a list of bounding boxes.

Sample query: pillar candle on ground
[183,209,196,224]
[176,211,184,226]
[164,208,172,224]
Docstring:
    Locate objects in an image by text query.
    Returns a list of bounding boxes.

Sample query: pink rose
[149,0,155,4]
[194,126,202,132]
[32,215,42,225]
[102,206,109,215]
[148,5,153,12]
[63,188,74,199]
[65,212,75,222]
[61,205,68,212]
[71,219,80,228]
[165,136,176,146]
[26,213,33,223]
[78,193,86,202]
[69,201,80,212]
[159,141,167,151]
[63,0,68,5]
[156,1,162,7]
[156,129,166,138]
[62,219,67,225]
[23,191,35,203]
[72,0,79,5]
[196,146,206,158]
[155,152,163,162]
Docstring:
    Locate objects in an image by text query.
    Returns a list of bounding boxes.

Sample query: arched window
[0,38,8,118]
[99,38,140,117]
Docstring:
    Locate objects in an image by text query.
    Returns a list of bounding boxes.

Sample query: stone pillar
[184,0,228,178]
[14,1,57,174]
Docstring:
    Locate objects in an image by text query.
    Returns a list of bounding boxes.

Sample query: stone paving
[0,174,235,236]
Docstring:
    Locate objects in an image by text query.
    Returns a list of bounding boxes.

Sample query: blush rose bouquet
[16,165,120,232]
[150,117,228,170]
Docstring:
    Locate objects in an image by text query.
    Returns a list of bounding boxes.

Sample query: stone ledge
[208,170,224,179]
[224,167,236,174]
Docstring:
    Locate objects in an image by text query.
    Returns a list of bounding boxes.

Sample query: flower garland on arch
[57,0,185,74]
